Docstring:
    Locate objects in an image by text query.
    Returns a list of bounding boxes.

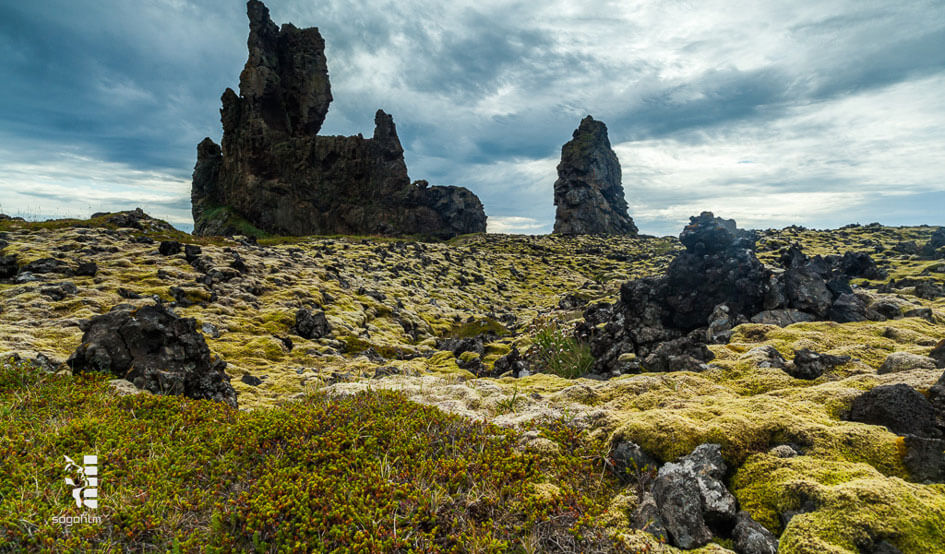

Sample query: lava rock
[741,346,789,370]
[750,309,817,327]
[40,281,78,301]
[877,352,937,374]
[492,347,529,378]
[240,374,263,386]
[839,250,886,280]
[159,240,182,256]
[783,265,833,318]
[901,435,945,482]
[848,384,939,438]
[931,340,945,368]
[915,281,945,300]
[631,492,669,543]
[67,303,236,407]
[294,308,331,340]
[0,254,17,279]
[828,293,868,323]
[22,257,73,276]
[652,461,713,549]
[552,116,637,235]
[191,0,485,239]
[706,304,734,344]
[651,443,737,549]
[609,440,660,480]
[921,228,945,259]
[786,348,850,380]
[75,262,98,277]
[184,244,202,264]
[732,511,779,554]
[643,335,714,372]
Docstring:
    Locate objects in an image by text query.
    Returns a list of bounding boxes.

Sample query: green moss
[0,360,621,552]
[734,454,945,552]
[448,318,510,338]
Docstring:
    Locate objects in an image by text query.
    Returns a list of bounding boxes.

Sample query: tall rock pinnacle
[191,1,486,239]
[552,116,637,235]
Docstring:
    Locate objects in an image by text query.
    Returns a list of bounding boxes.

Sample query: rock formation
[553,116,637,235]
[192,0,486,239]
[577,211,891,376]
[67,303,237,407]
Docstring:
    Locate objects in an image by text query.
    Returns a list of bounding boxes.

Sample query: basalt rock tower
[191,0,486,238]
[553,116,637,235]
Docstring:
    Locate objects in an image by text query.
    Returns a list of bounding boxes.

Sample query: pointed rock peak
[553,116,637,235]
[373,110,404,156]
[247,0,276,32]
[373,110,396,140]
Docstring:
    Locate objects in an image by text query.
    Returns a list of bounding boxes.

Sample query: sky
[1,0,943,236]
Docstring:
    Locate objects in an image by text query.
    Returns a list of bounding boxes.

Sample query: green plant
[0,359,620,552]
[531,319,595,379]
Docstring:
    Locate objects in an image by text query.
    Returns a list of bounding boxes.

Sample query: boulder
[552,116,637,235]
[932,340,945,368]
[877,352,937,374]
[750,309,817,327]
[785,348,850,380]
[609,440,660,479]
[828,293,868,323]
[651,443,737,549]
[740,346,788,370]
[75,262,98,277]
[191,1,485,239]
[159,241,182,256]
[22,257,73,276]
[0,254,18,279]
[914,280,945,300]
[294,308,331,340]
[921,228,945,259]
[652,461,713,549]
[492,347,529,378]
[848,384,939,438]
[732,511,779,554]
[67,304,236,407]
[901,435,945,482]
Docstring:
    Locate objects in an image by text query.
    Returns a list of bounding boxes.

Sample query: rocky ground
[1,211,944,552]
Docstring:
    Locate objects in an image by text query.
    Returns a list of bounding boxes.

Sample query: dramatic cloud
[1,0,943,235]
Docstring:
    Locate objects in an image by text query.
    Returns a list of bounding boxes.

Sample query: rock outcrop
[553,116,637,235]
[67,303,237,407]
[577,212,886,377]
[192,0,486,239]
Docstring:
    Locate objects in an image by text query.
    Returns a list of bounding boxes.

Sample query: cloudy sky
[1,0,943,236]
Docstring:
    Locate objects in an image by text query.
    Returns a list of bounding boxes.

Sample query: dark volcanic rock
[921,228,945,259]
[192,1,485,239]
[67,304,236,407]
[786,348,850,380]
[159,241,182,256]
[0,254,16,280]
[294,308,331,340]
[732,511,779,554]
[901,435,945,482]
[931,340,945,368]
[22,257,73,276]
[491,347,529,378]
[651,444,738,549]
[75,262,98,277]
[552,116,637,235]
[848,384,939,438]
